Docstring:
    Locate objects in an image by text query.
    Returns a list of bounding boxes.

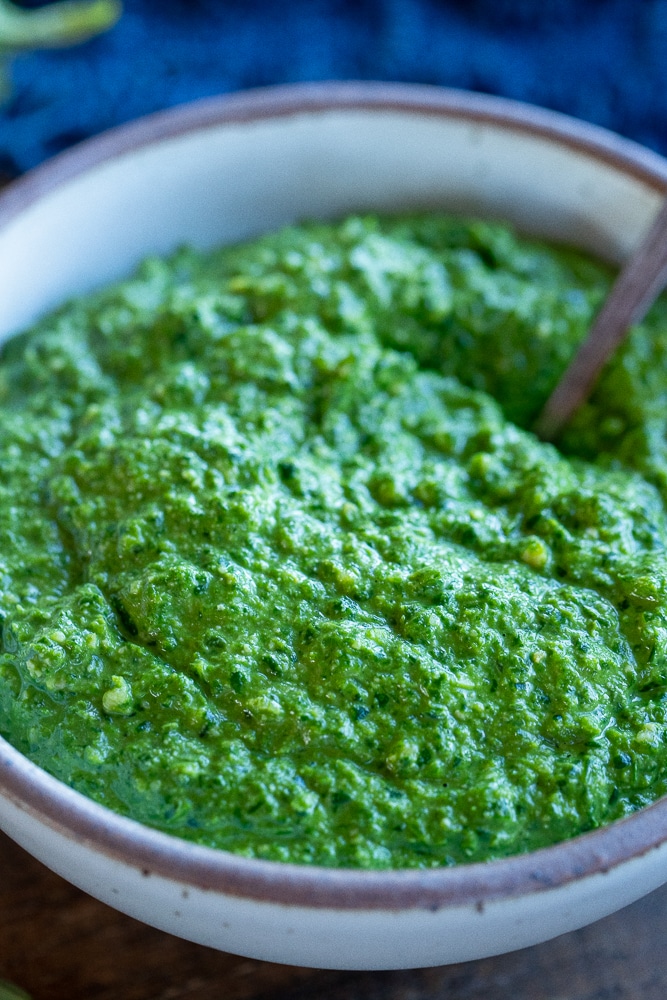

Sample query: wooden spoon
[533,196,667,441]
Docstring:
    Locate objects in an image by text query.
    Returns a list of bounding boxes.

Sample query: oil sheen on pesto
[3,215,667,869]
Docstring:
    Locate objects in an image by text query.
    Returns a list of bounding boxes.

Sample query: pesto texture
[3,215,667,868]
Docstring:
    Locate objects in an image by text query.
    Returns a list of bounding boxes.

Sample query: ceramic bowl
[1,82,667,971]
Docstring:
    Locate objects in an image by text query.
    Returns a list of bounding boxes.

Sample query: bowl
[1,81,667,971]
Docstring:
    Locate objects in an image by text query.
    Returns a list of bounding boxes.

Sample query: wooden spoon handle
[534,196,667,441]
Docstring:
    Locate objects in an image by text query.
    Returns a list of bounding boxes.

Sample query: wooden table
[1,830,665,1000]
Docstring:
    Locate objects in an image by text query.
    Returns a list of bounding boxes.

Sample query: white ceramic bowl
[1,82,667,971]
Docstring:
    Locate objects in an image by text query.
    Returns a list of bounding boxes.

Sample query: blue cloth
[2,0,667,175]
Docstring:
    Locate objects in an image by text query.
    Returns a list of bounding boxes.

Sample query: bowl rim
[2,79,667,913]
[2,79,667,230]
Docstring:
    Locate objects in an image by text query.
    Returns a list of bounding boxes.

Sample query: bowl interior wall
[0,108,661,339]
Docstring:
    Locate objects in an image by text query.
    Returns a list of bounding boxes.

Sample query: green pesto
[3,214,667,869]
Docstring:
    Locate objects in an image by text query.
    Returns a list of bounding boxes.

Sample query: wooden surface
[0,831,665,1000]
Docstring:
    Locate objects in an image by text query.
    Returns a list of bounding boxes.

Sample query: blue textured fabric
[1,0,666,175]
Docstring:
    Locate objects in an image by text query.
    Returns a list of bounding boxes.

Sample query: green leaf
[0,0,122,52]
[0,979,31,1000]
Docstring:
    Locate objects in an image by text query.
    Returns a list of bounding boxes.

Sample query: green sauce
[3,214,667,868]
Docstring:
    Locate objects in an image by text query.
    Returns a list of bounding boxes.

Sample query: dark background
[2,0,667,177]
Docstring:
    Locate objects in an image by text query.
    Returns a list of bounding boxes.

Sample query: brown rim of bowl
[1,79,667,229]
[1,80,667,912]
